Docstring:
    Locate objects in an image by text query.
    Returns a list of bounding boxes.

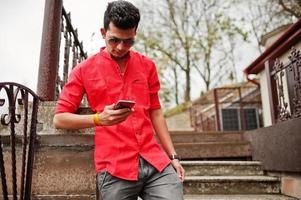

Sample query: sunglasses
[108,37,135,47]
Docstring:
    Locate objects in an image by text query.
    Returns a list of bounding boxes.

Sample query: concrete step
[175,141,251,159]
[170,131,244,143]
[184,176,280,194]
[181,161,263,176]
[36,132,94,146]
[184,194,298,200]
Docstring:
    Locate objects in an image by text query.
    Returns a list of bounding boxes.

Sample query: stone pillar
[37,0,63,101]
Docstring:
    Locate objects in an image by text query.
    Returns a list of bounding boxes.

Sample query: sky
[0,0,259,101]
[0,0,116,92]
[0,0,44,91]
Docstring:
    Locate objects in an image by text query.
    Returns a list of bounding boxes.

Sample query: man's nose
[116,42,127,50]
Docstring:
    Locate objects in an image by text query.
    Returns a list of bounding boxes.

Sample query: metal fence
[191,84,262,131]
[0,82,39,200]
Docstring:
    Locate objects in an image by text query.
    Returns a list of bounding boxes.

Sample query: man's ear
[100,28,106,38]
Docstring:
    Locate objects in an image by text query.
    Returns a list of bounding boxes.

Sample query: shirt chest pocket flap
[86,78,107,107]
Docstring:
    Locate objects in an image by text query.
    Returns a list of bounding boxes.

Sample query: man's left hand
[171,159,185,182]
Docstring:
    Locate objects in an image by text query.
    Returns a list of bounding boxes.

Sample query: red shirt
[55,48,171,180]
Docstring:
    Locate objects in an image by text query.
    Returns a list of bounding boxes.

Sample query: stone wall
[32,136,95,197]
[244,117,301,172]
[244,117,301,199]
[0,101,96,198]
[166,110,194,131]
[267,171,301,199]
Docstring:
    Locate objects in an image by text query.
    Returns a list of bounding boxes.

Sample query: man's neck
[111,52,129,62]
[111,52,130,73]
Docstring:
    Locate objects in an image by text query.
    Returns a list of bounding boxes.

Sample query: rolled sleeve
[55,66,85,114]
[147,60,161,110]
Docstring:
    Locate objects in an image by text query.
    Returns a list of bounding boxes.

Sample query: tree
[243,0,299,54]
[135,0,247,104]
[277,0,301,18]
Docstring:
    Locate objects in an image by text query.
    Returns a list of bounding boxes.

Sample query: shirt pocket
[130,79,150,107]
[85,78,108,111]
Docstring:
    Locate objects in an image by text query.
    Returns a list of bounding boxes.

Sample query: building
[244,18,301,199]
[166,81,262,132]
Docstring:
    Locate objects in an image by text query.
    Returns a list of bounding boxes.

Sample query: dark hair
[104,0,140,30]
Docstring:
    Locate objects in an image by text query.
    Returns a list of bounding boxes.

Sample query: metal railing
[191,86,262,131]
[270,47,301,122]
[0,82,39,200]
[56,7,88,99]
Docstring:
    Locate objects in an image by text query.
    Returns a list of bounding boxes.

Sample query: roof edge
[244,18,301,75]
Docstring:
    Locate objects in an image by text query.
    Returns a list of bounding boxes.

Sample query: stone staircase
[170,131,251,160]
[169,131,298,199]
[182,161,298,200]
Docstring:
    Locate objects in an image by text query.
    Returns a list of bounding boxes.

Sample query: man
[53,1,185,199]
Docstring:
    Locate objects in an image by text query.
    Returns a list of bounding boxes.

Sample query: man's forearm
[53,113,95,129]
[150,109,185,181]
[53,104,133,130]
[150,109,176,156]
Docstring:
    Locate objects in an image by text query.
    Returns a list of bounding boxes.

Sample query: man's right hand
[98,103,133,126]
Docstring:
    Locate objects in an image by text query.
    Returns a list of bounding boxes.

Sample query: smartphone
[114,100,135,110]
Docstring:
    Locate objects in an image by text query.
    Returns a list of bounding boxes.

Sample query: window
[221,108,259,131]
[221,108,239,131]
[244,108,259,130]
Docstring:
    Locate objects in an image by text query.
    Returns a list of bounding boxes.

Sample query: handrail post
[265,60,277,124]
[238,87,245,130]
[213,88,221,131]
[37,0,63,101]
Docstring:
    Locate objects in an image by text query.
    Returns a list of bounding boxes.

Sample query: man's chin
[114,54,124,58]
[112,52,129,59]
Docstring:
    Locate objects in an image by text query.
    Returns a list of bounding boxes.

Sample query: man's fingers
[98,105,132,126]
[175,167,185,182]
[180,167,185,181]
[111,108,132,116]
[104,103,115,110]
[113,118,127,124]
[108,112,131,124]
[172,160,185,182]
